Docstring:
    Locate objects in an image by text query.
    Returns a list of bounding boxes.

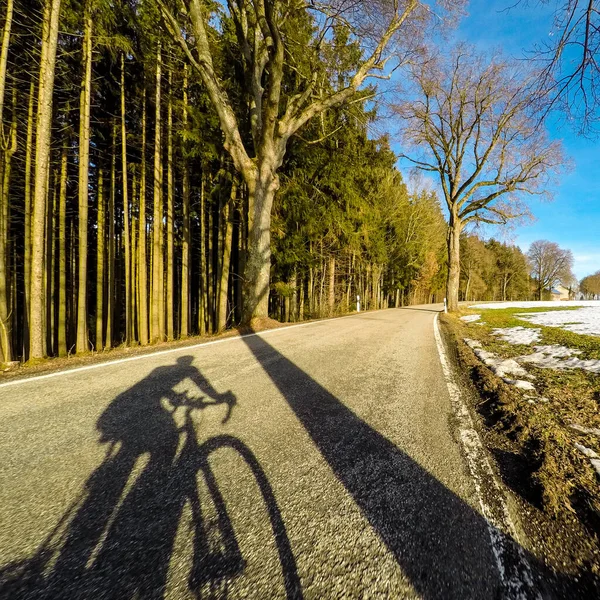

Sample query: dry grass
[442,311,600,580]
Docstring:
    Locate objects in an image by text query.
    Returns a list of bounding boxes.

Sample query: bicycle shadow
[0,356,301,600]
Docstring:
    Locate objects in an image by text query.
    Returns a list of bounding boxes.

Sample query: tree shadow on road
[0,356,301,600]
[241,331,598,599]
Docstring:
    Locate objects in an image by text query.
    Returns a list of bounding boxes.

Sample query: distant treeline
[459,235,533,302]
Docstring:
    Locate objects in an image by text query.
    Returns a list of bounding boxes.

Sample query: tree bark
[46,176,56,354]
[0,88,16,362]
[151,44,164,342]
[95,169,104,350]
[106,124,116,348]
[198,173,206,335]
[328,256,335,316]
[30,0,62,359]
[446,213,462,312]
[217,176,237,332]
[138,92,149,345]
[76,1,93,353]
[120,53,132,344]
[57,141,68,356]
[23,77,35,353]
[166,67,174,339]
[241,168,278,323]
[180,66,190,337]
[0,0,13,128]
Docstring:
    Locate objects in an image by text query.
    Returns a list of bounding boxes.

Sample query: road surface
[0,307,546,599]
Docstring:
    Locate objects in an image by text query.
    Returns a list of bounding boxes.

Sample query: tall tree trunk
[151,44,164,342]
[47,176,56,354]
[198,173,206,335]
[131,172,138,342]
[0,88,16,362]
[138,92,149,345]
[298,275,304,321]
[23,77,35,354]
[241,171,278,323]
[0,0,13,363]
[106,124,116,348]
[120,53,132,344]
[57,141,68,356]
[446,214,462,312]
[328,256,335,316]
[76,1,93,353]
[30,0,62,359]
[0,0,13,127]
[95,169,104,350]
[166,67,174,339]
[180,66,190,337]
[217,176,237,332]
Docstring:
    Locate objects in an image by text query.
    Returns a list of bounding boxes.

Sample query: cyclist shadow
[0,355,301,600]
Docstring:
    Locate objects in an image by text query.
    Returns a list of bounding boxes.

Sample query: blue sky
[395,1,600,279]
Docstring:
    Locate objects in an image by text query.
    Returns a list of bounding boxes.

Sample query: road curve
[0,307,537,599]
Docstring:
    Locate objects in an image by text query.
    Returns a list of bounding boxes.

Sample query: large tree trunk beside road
[446,214,462,313]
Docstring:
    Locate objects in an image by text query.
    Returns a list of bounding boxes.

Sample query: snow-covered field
[470,301,600,337]
[462,301,600,384]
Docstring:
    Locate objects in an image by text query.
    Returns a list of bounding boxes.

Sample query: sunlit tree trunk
[0,0,13,126]
[23,78,35,353]
[138,92,149,345]
[446,212,462,312]
[95,169,104,350]
[120,53,131,344]
[217,176,237,332]
[328,256,335,316]
[166,68,174,339]
[198,174,206,335]
[46,176,56,354]
[30,0,62,359]
[76,0,93,353]
[106,124,116,348]
[0,0,13,362]
[57,140,68,356]
[131,173,137,342]
[0,88,16,362]
[180,66,190,337]
[151,44,164,342]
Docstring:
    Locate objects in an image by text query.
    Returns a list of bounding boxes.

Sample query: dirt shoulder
[441,312,600,596]
[0,316,288,383]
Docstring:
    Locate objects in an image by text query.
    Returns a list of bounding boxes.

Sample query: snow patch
[575,443,599,459]
[492,327,541,345]
[519,345,600,374]
[570,424,600,437]
[471,301,600,309]
[464,338,535,390]
[518,307,600,337]
[461,314,481,323]
[575,444,600,476]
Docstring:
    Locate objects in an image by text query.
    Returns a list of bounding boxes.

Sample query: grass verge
[441,311,600,591]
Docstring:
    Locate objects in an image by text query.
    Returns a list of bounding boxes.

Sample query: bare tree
[157,0,464,323]
[397,45,564,312]
[531,0,600,133]
[527,239,574,300]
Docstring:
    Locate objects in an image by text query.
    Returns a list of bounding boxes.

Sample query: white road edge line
[0,311,370,390]
[433,313,540,600]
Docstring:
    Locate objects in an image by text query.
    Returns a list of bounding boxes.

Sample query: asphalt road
[0,307,539,599]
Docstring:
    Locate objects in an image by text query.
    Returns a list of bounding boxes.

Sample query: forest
[0,0,580,363]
